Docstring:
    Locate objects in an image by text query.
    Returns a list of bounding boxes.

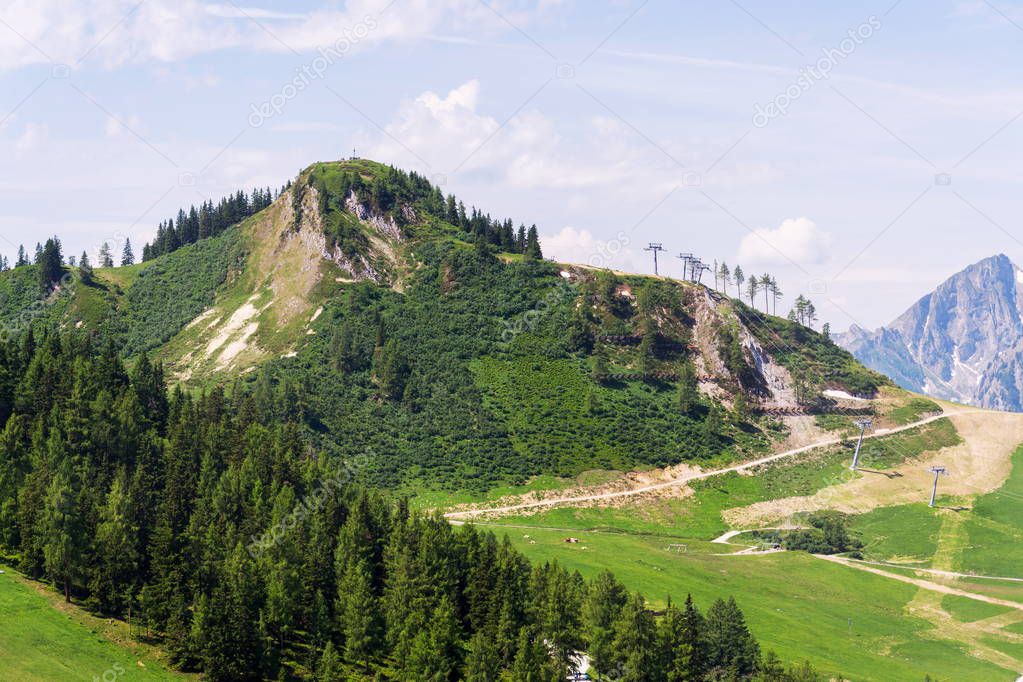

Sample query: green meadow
[0,570,184,681]
[495,527,1015,681]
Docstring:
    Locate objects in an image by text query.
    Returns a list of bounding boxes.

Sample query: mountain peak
[838,253,1023,411]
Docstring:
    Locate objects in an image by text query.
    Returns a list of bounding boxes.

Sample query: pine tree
[583,570,628,680]
[678,360,699,415]
[770,279,783,315]
[540,568,584,674]
[701,404,723,452]
[406,596,462,681]
[338,558,380,668]
[121,239,135,266]
[192,543,265,681]
[375,339,409,400]
[316,641,344,682]
[464,629,502,682]
[99,242,114,268]
[90,468,140,614]
[16,245,27,267]
[612,592,661,682]
[41,468,84,602]
[639,330,657,375]
[36,238,64,292]
[705,597,760,678]
[675,595,708,681]
[510,627,556,682]
[78,251,93,285]
[733,265,744,299]
[525,225,543,260]
[733,390,751,423]
[746,275,759,308]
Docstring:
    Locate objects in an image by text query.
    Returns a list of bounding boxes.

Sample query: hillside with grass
[4,158,1023,681]
[0,159,888,497]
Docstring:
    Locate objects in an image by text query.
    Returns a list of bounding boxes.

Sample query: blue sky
[2,0,1023,330]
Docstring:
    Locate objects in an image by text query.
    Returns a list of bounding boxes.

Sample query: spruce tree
[678,360,699,415]
[525,225,543,260]
[733,265,745,298]
[99,242,114,268]
[733,390,751,423]
[705,597,760,678]
[701,404,723,452]
[339,558,380,668]
[510,627,555,682]
[464,629,502,682]
[672,595,708,681]
[583,570,628,680]
[316,641,344,682]
[41,468,84,602]
[36,238,64,292]
[121,239,135,266]
[78,251,93,285]
[612,592,661,682]
[406,596,462,681]
[746,275,759,308]
[90,469,140,614]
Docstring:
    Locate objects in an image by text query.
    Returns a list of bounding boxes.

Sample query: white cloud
[737,217,831,266]
[203,5,307,20]
[365,80,696,196]
[270,121,342,133]
[542,225,639,270]
[104,113,141,137]
[0,0,559,72]
[832,266,945,285]
[14,122,47,152]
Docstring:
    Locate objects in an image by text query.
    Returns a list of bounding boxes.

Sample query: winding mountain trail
[446,411,968,520]
[830,558,1023,583]
[816,555,1023,612]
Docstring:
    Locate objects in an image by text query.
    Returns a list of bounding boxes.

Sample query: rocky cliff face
[837,254,1023,410]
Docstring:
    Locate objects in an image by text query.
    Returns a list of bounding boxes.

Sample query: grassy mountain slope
[5,159,1020,680]
[0,159,889,494]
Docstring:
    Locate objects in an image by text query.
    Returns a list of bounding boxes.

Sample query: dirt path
[445,412,966,520]
[852,559,1023,583]
[726,408,1023,526]
[816,555,1023,612]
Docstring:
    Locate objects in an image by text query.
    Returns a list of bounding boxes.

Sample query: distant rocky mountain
[837,254,1023,411]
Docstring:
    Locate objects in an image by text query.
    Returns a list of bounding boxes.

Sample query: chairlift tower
[928,466,948,508]
[678,253,694,280]
[645,243,665,276]
[691,260,709,284]
[850,419,873,471]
